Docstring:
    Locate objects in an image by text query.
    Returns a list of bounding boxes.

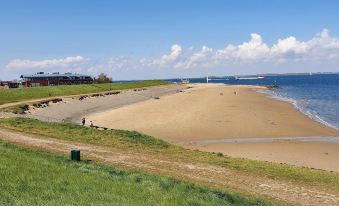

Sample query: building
[0,80,24,89]
[0,81,10,89]
[20,72,94,87]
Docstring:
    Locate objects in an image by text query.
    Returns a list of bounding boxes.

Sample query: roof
[20,72,92,78]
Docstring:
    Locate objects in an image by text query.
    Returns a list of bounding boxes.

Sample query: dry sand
[87,83,339,171]
[87,84,339,142]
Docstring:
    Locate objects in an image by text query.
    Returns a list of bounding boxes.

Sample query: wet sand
[86,83,339,171]
[187,140,339,172]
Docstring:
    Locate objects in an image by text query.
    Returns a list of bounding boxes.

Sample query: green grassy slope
[0,80,169,105]
[0,141,276,206]
[1,117,338,191]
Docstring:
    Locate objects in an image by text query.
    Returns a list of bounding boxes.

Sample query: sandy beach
[87,84,339,141]
[86,83,339,171]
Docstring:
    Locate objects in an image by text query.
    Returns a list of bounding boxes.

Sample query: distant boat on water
[181,78,190,84]
[235,76,265,80]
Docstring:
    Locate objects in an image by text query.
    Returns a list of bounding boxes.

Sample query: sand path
[1,128,338,206]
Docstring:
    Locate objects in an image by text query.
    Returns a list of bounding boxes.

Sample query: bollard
[71,149,81,161]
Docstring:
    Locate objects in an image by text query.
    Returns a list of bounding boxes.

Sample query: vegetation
[1,117,338,191]
[0,80,169,105]
[94,73,113,84]
[0,104,29,114]
[0,141,277,206]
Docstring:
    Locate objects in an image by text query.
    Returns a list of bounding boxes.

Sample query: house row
[1,72,94,89]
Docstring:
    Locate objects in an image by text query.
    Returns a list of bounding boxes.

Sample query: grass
[0,141,277,206]
[0,80,169,105]
[0,104,29,114]
[1,117,339,192]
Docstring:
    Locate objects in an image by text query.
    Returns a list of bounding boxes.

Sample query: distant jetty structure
[206,76,229,83]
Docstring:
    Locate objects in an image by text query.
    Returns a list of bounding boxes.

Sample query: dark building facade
[20,72,93,87]
[0,81,23,89]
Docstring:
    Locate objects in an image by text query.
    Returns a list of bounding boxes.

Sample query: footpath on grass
[0,127,338,206]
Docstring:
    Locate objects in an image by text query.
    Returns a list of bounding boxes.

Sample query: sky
[1,0,339,80]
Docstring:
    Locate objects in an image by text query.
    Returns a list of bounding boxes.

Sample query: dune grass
[0,80,169,105]
[0,141,277,206]
[1,117,338,192]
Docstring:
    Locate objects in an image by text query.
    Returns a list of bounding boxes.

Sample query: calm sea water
[167,74,339,130]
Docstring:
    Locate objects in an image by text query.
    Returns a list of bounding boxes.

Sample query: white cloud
[6,56,85,70]
[108,56,128,71]
[214,45,237,61]
[175,46,213,69]
[142,29,339,69]
[143,44,182,67]
[271,37,308,55]
[237,33,270,60]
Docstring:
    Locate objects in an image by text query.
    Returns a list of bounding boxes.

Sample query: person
[90,121,94,127]
[81,118,86,126]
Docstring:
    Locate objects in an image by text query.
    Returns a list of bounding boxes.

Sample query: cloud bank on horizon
[4,29,339,80]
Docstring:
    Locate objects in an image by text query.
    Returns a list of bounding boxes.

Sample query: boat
[181,78,190,84]
[235,76,265,80]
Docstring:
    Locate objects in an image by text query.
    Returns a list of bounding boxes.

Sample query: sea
[166,74,339,130]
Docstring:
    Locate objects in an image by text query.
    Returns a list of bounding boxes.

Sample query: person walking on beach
[81,118,86,126]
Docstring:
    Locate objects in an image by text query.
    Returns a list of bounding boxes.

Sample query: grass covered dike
[1,118,339,192]
[0,141,276,206]
[0,80,169,105]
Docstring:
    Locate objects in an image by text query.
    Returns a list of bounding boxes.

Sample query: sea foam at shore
[263,75,339,130]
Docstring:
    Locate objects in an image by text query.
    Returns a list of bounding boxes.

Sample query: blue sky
[1,0,339,80]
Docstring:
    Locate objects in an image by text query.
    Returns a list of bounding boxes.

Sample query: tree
[94,73,112,84]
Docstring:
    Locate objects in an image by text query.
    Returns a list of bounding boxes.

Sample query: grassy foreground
[0,80,169,105]
[1,118,339,191]
[0,141,275,206]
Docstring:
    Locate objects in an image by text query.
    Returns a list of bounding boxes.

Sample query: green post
[71,149,81,161]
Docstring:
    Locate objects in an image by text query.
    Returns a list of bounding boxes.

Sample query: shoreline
[86,83,339,172]
[261,88,339,131]
[87,83,339,141]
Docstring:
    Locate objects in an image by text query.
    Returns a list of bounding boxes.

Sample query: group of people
[81,118,93,127]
